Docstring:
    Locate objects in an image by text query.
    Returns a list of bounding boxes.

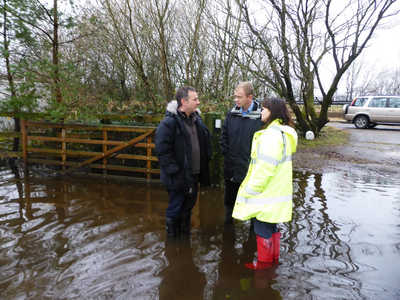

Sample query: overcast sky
[365,22,400,70]
[316,14,400,98]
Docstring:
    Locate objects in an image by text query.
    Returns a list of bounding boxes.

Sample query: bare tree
[133,0,176,101]
[173,0,209,90]
[1,0,20,152]
[314,0,399,131]
[386,67,400,94]
[338,54,367,101]
[233,0,399,133]
[98,0,195,106]
[98,0,157,106]
[204,0,243,104]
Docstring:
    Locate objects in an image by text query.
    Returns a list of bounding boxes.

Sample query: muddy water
[0,166,399,300]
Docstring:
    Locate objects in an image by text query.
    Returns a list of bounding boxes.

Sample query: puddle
[0,166,399,299]
[386,151,400,157]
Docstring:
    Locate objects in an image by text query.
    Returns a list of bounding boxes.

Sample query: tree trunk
[2,0,20,153]
[53,0,61,103]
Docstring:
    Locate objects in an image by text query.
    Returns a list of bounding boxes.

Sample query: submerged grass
[297,125,350,149]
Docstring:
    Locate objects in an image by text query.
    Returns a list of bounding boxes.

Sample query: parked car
[343,95,400,129]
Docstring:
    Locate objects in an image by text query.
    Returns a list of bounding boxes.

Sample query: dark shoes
[165,212,192,236]
[165,216,178,236]
[179,211,191,235]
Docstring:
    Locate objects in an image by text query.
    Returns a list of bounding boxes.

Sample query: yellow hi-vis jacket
[232,119,298,223]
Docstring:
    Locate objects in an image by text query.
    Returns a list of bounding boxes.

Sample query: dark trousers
[253,218,278,239]
[224,180,241,206]
[166,175,199,218]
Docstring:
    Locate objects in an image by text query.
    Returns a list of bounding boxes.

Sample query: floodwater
[1,166,399,300]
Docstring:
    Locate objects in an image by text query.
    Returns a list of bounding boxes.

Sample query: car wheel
[354,115,369,129]
[367,123,377,129]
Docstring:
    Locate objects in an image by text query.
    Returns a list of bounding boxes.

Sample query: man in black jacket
[220,82,263,222]
[155,86,212,236]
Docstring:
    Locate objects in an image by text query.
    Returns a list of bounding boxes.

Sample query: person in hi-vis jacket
[232,97,298,269]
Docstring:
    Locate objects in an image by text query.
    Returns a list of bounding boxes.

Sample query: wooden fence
[1,109,344,184]
[0,111,225,184]
[1,120,160,182]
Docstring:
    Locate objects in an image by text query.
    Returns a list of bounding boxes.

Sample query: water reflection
[159,235,207,299]
[0,167,399,299]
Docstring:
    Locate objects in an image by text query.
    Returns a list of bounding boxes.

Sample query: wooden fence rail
[1,112,226,184]
[1,120,160,182]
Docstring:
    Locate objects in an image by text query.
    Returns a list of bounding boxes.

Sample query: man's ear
[181,98,187,106]
[249,95,254,101]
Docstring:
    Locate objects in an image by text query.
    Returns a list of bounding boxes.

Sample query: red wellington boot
[257,235,274,262]
[272,231,281,260]
[245,235,274,270]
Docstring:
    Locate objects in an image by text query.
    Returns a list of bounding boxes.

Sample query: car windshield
[352,98,368,106]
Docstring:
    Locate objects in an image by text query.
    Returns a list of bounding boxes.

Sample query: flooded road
[1,166,399,299]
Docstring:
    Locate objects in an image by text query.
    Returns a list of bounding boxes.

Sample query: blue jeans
[253,218,278,239]
[166,175,199,218]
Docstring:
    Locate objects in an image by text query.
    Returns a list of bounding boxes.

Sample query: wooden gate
[19,120,159,182]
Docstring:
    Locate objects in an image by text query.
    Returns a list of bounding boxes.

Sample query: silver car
[343,96,400,129]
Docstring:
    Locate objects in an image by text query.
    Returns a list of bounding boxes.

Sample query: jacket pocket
[171,171,186,191]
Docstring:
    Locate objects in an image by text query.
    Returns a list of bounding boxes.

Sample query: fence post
[21,119,27,166]
[62,128,66,172]
[146,135,152,181]
[103,130,108,177]
[204,112,222,186]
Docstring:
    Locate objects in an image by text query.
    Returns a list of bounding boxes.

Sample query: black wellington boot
[180,211,192,234]
[165,216,178,237]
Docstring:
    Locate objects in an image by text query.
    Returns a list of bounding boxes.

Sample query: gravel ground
[292,122,400,179]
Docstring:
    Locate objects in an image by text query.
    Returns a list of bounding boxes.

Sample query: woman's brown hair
[262,98,295,128]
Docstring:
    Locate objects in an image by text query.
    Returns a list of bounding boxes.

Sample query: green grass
[298,126,349,149]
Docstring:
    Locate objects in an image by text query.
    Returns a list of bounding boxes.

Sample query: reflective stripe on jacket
[232,120,298,223]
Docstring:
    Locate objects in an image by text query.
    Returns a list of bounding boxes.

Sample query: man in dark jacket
[220,82,263,222]
[155,86,212,236]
